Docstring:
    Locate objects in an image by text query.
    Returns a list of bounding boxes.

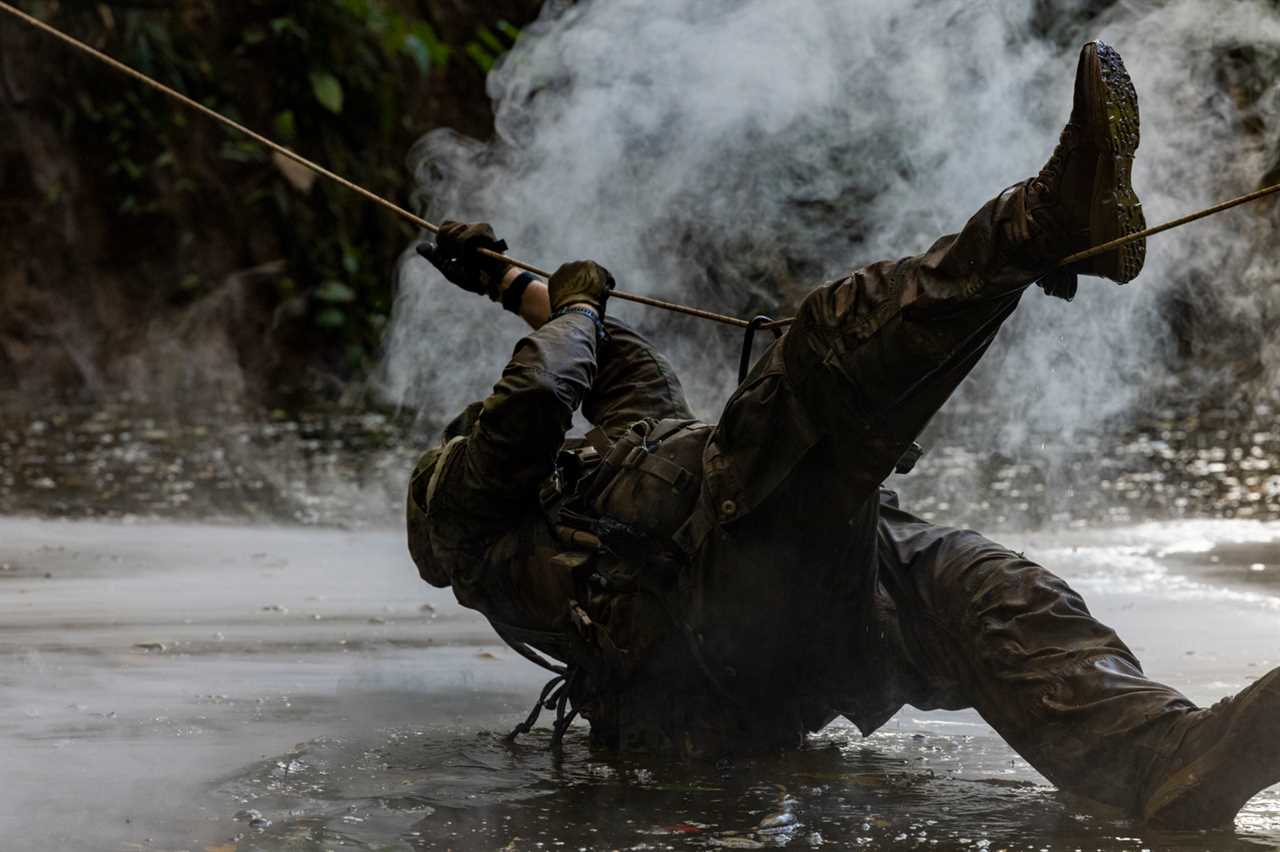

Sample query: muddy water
[4,406,1280,849]
[3,517,1280,851]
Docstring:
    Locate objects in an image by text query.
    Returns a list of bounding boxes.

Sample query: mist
[382,0,1280,453]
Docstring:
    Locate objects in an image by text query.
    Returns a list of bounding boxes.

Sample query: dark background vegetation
[0,0,545,409]
[1,0,1277,415]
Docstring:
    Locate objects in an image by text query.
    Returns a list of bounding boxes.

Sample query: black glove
[548,260,615,316]
[416,221,509,300]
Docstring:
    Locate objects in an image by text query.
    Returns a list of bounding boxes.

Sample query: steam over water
[383,0,1280,449]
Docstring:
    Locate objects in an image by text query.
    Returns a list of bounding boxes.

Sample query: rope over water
[4,0,1278,334]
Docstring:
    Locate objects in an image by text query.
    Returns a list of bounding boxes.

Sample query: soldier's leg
[583,318,694,441]
[878,498,1280,826]
[716,41,1145,519]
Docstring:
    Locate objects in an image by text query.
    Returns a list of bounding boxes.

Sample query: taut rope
[3,0,1278,333]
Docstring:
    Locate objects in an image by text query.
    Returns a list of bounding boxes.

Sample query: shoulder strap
[423,435,466,513]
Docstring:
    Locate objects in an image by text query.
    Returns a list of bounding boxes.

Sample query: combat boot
[1021,41,1147,295]
[1141,667,1280,828]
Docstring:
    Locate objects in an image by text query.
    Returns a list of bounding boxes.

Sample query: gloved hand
[416,221,510,300]
[548,260,615,316]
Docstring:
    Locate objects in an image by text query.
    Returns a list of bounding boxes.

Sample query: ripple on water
[218,723,1280,851]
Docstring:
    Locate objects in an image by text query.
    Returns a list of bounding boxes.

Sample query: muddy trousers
[701,185,1195,814]
[873,498,1195,814]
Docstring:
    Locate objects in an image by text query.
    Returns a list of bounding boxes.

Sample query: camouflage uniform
[407,182,1198,815]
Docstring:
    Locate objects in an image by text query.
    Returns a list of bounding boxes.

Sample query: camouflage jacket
[407,297,923,754]
[408,313,742,751]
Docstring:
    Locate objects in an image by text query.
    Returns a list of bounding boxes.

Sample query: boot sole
[1081,41,1146,283]
[1143,668,1280,828]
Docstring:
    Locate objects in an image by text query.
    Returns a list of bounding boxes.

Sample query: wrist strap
[551,305,608,343]
[501,271,538,313]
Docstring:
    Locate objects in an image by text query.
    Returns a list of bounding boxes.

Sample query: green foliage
[465,21,521,72]
[28,0,528,381]
[308,71,345,114]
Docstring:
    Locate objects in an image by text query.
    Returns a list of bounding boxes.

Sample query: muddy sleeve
[581,318,694,441]
[428,313,600,551]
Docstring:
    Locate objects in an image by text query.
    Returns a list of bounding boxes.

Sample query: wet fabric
[408,183,1199,812]
[872,494,1195,813]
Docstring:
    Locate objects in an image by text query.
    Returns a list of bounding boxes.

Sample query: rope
[758,183,1280,332]
[1057,181,1280,266]
[0,1,753,327]
[4,0,1278,335]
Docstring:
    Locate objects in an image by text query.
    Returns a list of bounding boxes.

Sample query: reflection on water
[222,723,1280,851]
[902,402,1280,530]
[0,404,417,525]
[3,402,1279,529]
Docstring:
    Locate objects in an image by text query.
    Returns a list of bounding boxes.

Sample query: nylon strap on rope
[3,0,1278,334]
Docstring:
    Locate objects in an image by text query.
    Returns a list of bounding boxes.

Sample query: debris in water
[709,837,766,850]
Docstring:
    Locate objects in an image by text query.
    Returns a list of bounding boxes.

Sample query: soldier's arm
[494,267,694,438]
[496,265,553,329]
[431,261,612,541]
[438,308,599,533]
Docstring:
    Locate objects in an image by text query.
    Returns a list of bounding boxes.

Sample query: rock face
[0,0,546,409]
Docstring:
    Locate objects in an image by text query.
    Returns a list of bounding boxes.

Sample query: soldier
[407,42,1280,828]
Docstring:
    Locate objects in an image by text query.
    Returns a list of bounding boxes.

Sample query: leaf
[410,21,450,66]
[270,17,306,39]
[497,20,522,44]
[475,26,504,54]
[401,34,432,75]
[315,280,357,303]
[379,13,407,56]
[271,151,316,193]
[274,110,296,140]
[309,71,344,114]
[465,42,494,72]
[315,307,347,328]
[337,0,369,18]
